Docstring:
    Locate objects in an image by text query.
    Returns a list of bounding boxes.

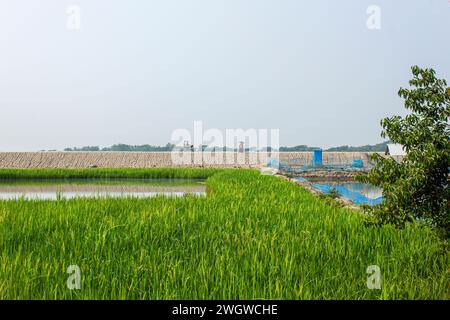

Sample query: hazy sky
[0,0,449,151]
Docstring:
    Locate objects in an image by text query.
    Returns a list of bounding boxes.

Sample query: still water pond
[0,179,206,200]
[296,177,383,205]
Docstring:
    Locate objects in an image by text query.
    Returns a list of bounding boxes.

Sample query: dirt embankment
[0,152,382,169]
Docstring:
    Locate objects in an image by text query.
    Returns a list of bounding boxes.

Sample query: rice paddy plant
[0,169,448,299]
[0,168,227,180]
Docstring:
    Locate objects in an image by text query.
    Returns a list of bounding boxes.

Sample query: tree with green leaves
[360,66,449,237]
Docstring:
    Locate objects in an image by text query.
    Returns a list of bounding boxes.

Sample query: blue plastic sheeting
[310,183,383,205]
[267,158,280,168]
[313,149,323,166]
[352,159,364,168]
[293,177,383,206]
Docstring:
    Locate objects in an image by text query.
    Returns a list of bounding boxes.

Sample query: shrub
[359,66,449,237]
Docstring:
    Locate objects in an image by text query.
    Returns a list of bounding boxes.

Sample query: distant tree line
[64,143,175,152]
[325,141,390,152]
[279,145,319,152]
[63,142,390,152]
[280,141,390,152]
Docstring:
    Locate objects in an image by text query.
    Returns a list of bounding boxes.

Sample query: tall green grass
[0,169,448,299]
[0,168,226,180]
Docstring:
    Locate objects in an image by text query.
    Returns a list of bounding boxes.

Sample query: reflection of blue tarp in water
[293,177,382,205]
[310,183,383,205]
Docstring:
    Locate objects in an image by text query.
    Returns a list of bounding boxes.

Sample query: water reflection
[0,179,206,200]
[296,177,383,205]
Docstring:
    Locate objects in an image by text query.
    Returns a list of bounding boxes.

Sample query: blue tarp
[267,158,280,168]
[313,149,323,166]
[294,177,383,206]
[310,183,383,205]
[352,159,364,168]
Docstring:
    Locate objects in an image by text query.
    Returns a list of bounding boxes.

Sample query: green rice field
[0,168,448,299]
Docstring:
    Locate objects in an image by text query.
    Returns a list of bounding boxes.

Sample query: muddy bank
[288,170,365,180]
